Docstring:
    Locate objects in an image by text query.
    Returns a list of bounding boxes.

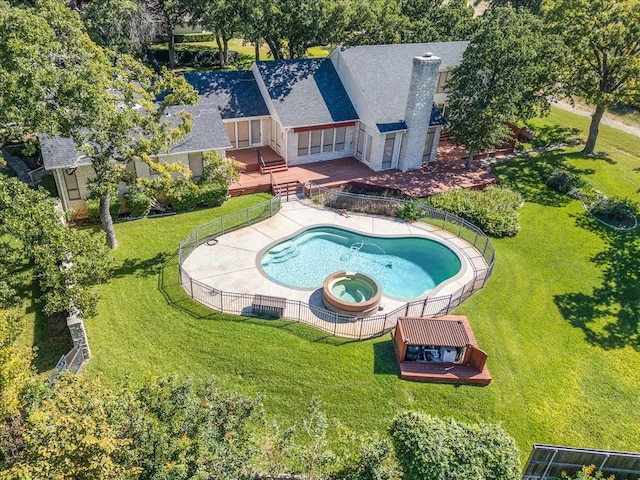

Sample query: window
[436,70,453,94]
[382,134,395,169]
[226,119,265,149]
[298,131,309,155]
[270,121,284,154]
[322,128,334,152]
[64,170,81,200]
[237,121,250,148]
[251,119,261,145]
[270,121,277,150]
[188,152,204,178]
[364,134,373,163]
[297,126,350,156]
[224,123,236,148]
[356,126,365,159]
[310,130,322,154]
[423,127,437,162]
[334,127,346,151]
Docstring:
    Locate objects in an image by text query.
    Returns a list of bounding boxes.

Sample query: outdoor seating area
[392,315,491,385]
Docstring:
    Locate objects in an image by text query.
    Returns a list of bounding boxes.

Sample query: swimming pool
[260,226,462,299]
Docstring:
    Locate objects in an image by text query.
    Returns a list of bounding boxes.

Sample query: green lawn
[25,108,640,462]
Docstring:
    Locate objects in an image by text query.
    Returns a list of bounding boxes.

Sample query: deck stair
[274,180,302,199]
[257,149,288,174]
[260,158,288,174]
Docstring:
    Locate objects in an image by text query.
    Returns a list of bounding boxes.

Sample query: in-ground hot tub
[322,271,382,316]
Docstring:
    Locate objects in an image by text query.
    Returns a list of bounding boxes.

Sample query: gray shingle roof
[164,104,231,154]
[255,58,358,128]
[39,135,91,170]
[183,70,269,119]
[40,104,229,170]
[334,42,467,128]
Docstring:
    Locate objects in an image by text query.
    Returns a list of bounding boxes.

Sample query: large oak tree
[447,7,564,168]
[0,0,110,142]
[73,55,197,248]
[546,0,640,154]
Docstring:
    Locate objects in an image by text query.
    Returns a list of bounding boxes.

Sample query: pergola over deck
[392,315,491,385]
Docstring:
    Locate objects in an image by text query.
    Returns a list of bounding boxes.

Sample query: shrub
[544,168,588,196]
[125,191,152,218]
[200,151,243,186]
[86,195,121,223]
[397,199,422,222]
[199,183,228,208]
[166,183,201,211]
[588,194,637,222]
[426,186,523,237]
[390,412,520,480]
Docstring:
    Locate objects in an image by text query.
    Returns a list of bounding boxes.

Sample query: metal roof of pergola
[398,317,470,347]
[522,444,640,480]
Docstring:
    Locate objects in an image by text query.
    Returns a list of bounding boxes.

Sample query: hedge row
[173,32,217,43]
[424,186,523,237]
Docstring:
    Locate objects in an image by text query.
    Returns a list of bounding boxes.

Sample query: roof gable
[255,58,358,128]
[183,70,269,119]
[39,135,90,170]
[332,42,467,127]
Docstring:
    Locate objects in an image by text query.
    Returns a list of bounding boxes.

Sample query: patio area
[227,141,499,198]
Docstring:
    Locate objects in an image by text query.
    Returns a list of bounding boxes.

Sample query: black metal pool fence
[178,186,496,340]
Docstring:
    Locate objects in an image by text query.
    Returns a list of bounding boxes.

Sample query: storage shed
[392,315,491,385]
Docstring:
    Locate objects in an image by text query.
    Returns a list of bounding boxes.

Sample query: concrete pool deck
[181,199,490,334]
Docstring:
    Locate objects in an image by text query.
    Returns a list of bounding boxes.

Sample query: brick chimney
[398,52,442,171]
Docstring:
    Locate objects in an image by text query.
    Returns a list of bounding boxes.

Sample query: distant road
[554,100,640,138]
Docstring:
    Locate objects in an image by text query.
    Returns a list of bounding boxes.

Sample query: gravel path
[554,100,640,138]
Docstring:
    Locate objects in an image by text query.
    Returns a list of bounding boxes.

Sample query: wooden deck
[393,315,492,386]
[227,142,498,198]
[396,361,492,385]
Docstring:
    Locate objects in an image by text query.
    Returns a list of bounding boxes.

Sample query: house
[41,42,467,217]
[39,104,229,217]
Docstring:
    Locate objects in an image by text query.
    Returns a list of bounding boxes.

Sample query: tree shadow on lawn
[554,215,640,350]
[523,123,582,148]
[373,340,399,376]
[492,150,596,207]
[29,285,73,373]
[111,252,172,278]
[157,251,353,346]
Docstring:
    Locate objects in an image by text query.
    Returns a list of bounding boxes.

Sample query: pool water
[260,226,461,299]
[332,278,374,303]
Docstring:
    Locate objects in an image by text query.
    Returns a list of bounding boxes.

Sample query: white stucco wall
[53,166,94,217]
[433,93,450,105]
